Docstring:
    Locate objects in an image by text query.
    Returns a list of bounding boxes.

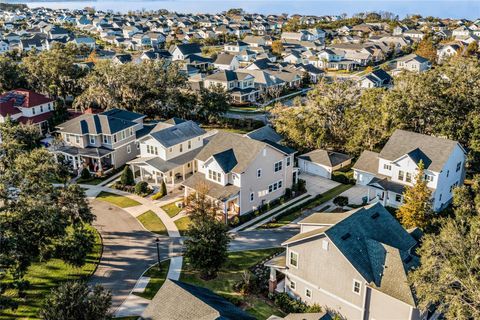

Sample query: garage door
[300,159,331,179]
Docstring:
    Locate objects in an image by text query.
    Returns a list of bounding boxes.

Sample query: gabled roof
[379,129,461,172]
[352,150,379,174]
[149,120,205,148]
[298,149,351,167]
[101,108,144,122]
[58,113,136,135]
[173,42,201,55]
[0,89,53,109]
[141,279,255,320]
[245,125,283,144]
[211,148,237,173]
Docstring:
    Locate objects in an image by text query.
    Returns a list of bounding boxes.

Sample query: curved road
[89,199,178,309]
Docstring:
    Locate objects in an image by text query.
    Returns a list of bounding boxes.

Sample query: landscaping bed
[96,191,141,208]
[0,227,102,320]
[180,248,285,320]
[137,211,168,236]
[133,260,170,300]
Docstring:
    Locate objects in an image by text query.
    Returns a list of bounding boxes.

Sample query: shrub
[274,292,307,313]
[297,179,307,193]
[333,196,349,207]
[285,188,292,199]
[135,181,149,195]
[229,216,240,227]
[160,180,167,196]
[120,166,135,186]
[151,192,164,200]
[80,167,90,180]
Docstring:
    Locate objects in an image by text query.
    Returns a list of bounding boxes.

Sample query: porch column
[77,156,82,170]
[182,164,186,181]
[171,171,175,188]
[224,201,228,225]
[72,156,78,170]
[268,267,277,293]
[367,188,370,201]
[155,171,159,185]
[140,167,144,181]
[130,164,136,179]
[98,158,103,172]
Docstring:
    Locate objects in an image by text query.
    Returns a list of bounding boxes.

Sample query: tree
[396,160,433,229]
[410,183,480,319]
[465,41,478,57]
[271,40,284,56]
[415,37,437,64]
[40,281,112,320]
[197,85,230,122]
[184,186,231,279]
[120,166,135,186]
[160,180,167,197]
[0,56,27,92]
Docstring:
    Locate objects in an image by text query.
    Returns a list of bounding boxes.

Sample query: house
[0,89,54,134]
[170,43,202,61]
[395,53,431,73]
[359,69,392,88]
[224,40,249,53]
[213,53,240,70]
[182,131,297,220]
[353,129,466,211]
[265,203,431,320]
[204,70,259,104]
[141,279,255,320]
[53,108,146,174]
[127,119,206,187]
[0,40,10,53]
[298,150,352,179]
[437,43,462,62]
[403,30,425,40]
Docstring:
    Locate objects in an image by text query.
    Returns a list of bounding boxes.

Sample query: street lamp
[155,237,161,271]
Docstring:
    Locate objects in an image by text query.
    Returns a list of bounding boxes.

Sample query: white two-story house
[0,89,54,134]
[353,129,466,211]
[182,131,297,221]
[53,108,146,174]
[127,118,207,186]
[204,70,259,104]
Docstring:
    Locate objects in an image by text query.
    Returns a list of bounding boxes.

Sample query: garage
[298,149,352,179]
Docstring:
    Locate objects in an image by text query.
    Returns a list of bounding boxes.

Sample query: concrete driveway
[337,184,369,205]
[300,173,340,195]
[89,199,177,309]
[229,226,299,252]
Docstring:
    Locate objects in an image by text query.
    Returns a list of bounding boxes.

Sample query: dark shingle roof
[212,148,238,173]
[245,125,283,144]
[150,120,205,148]
[101,108,144,121]
[352,150,379,174]
[299,149,351,167]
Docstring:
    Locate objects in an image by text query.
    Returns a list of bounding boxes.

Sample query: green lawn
[261,184,353,229]
[77,176,105,185]
[96,191,141,208]
[137,211,168,236]
[174,216,192,236]
[0,227,102,320]
[181,248,285,320]
[161,202,183,218]
[133,260,170,300]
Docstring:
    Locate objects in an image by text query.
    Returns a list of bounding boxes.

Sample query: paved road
[89,200,180,309]
[229,226,299,252]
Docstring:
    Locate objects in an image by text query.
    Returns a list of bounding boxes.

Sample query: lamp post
[155,237,161,271]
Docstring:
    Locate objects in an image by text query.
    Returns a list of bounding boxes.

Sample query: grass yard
[0,227,102,320]
[77,176,105,185]
[137,211,168,236]
[96,191,141,208]
[180,248,285,320]
[133,260,170,300]
[260,184,353,229]
[174,216,192,236]
[161,202,182,218]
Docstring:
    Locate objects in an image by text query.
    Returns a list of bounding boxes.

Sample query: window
[274,161,283,172]
[289,251,298,268]
[66,135,70,143]
[40,105,43,112]
[250,192,254,202]
[121,130,126,140]
[353,280,361,294]
[136,142,140,150]
[395,194,402,202]
[290,280,296,290]
[278,180,282,188]
[439,193,442,201]
[257,168,262,178]
[90,136,95,144]
[129,128,133,136]
[305,288,312,298]
[103,135,108,144]
[383,164,391,170]
[154,146,158,155]
[208,170,221,183]
[127,145,131,154]
[398,170,404,181]
[286,157,291,166]
[32,107,36,115]
[406,172,412,183]
[424,174,433,182]
[188,140,191,149]
[113,135,117,143]
[180,144,183,152]
[456,162,462,172]
[446,170,449,178]
[75,135,80,144]
[268,185,273,193]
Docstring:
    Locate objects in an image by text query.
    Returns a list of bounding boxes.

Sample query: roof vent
[371,212,380,220]
[341,233,351,240]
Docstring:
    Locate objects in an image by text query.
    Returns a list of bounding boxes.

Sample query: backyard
[0,227,102,319]
[180,248,285,320]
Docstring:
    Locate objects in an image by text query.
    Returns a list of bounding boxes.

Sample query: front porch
[54,145,115,176]
[366,177,406,208]
[265,251,287,294]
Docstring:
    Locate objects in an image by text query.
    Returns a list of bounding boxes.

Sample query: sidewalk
[229,194,312,233]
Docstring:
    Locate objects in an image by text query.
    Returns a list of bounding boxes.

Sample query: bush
[80,167,90,180]
[160,180,167,196]
[333,196,349,207]
[296,179,307,193]
[285,188,292,199]
[135,181,149,196]
[151,192,164,200]
[229,216,240,227]
[120,166,135,186]
[274,292,307,313]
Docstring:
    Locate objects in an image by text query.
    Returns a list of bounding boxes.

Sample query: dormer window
[208,170,221,183]
[40,105,43,112]
[188,140,191,149]
[32,107,36,115]
[90,136,95,144]
[180,144,183,152]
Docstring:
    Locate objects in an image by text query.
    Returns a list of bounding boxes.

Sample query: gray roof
[101,108,145,121]
[379,129,461,172]
[214,53,236,65]
[368,176,406,195]
[182,172,240,201]
[58,113,136,135]
[284,203,418,306]
[298,149,351,167]
[149,120,205,148]
[245,125,284,144]
[352,150,379,174]
[195,131,288,174]
[141,279,255,320]
[128,147,202,173]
